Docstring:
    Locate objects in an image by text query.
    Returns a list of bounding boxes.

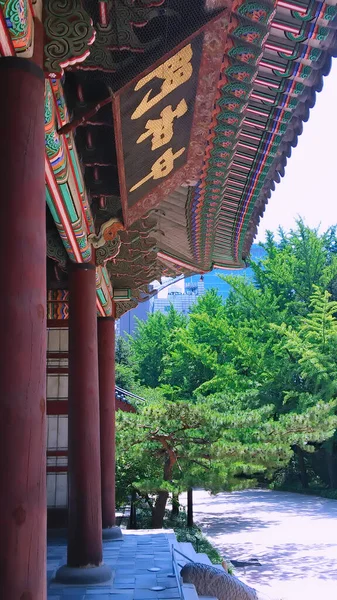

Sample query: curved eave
[242,53,336,258]
[187,0,337,268]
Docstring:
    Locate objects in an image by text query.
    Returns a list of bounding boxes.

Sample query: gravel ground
[180,489,337,600]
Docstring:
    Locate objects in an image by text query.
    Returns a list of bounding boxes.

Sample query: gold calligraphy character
[136,99,188,150]
[131,44,193,120]
[129,147,186,193]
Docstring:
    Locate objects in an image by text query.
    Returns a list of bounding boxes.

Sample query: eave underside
[189,0,337,269]
[1,0,336,318]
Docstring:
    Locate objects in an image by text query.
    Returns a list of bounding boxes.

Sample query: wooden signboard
[112,11,230,227]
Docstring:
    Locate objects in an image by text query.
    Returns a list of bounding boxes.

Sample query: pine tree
[116,392,337,527]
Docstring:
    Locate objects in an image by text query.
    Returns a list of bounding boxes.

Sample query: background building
[184,244,265,302]
[151,278,205,315]
[117,299,151,338]
[117,245,265,336]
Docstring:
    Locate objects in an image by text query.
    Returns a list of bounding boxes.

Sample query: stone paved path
[48,531,179,599]
[183,489,337,600]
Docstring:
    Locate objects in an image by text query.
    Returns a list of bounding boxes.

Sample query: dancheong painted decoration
[0,0,337,308]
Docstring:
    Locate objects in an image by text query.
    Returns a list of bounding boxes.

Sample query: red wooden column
[0,55,47,598]
[56,264,111,584]
[98,314,122,540]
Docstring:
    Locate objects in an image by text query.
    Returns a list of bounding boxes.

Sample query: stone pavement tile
[156,590,180,599]
[106,595,133,600]
[115,569,137,575]
[84,592,111,597]
[48,531,178,600]
[80,586,112,594]
[135,565,155,572]
[122,544,137,548]
[61,587,88,594]
[108,592,134,598]
[154,581,178,589]
[135,558,155,564]
[104,559,119,564]
[134,591,159,600]
[133,570,157,576]
[84,596,110,600]
[105,542,123,548]
[134,577,158,587]
[124,543,138,548]
[145,568,173,575]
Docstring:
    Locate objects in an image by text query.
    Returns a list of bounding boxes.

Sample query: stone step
[179,542,199,561]
[195,552,212,566]
[181,582,200,600]
[171,540,197,568]
[167,531,226,600]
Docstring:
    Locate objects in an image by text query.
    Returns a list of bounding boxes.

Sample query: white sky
[255,59,337,241]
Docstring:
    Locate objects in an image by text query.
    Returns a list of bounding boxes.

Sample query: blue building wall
[117,244,265,336]
[184,244,264,301]
[118,299,151,338]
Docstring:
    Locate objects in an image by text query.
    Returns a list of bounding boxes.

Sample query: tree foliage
[116,221,337,519]
[116,392,337,527]
[115,336,136,389]
[131,306,186,387]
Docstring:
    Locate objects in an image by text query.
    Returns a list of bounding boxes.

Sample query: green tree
[116,393,337,527]
[162,290,228,398]
[250,220,337,319]
[115,335,136,390]
[131,306,186,387]
[125,221,337,494]
[273,288,337,487]
[116,335,132,365]
[274,288,337,403]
